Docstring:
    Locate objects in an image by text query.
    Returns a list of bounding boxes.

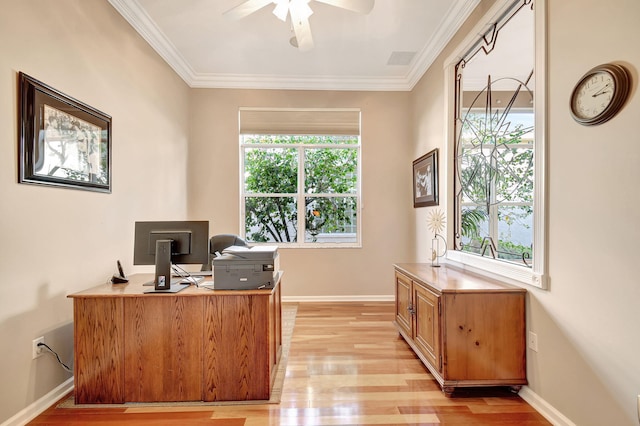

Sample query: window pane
[305,148,357,194]
[245,197,297,243]
[495,146,534,203]
[459,206,488,254]
[305,197,357,243]
[244,148,297,193]
[459,205,533,266]
[458,112,533,205]
[497,205,533,264]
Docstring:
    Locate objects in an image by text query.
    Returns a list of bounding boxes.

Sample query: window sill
[446,250,547,289]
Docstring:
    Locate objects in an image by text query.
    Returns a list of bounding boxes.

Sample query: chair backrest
[201,234,248,271]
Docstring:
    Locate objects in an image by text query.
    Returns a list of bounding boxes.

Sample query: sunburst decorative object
[427,209,446,235]
[426,209,447,267]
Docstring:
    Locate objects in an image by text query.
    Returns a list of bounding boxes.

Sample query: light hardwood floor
[29,302,551,425]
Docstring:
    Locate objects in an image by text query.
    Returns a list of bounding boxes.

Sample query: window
[240,108,361,247]
[445,0,547,288]
[457,110,534,265]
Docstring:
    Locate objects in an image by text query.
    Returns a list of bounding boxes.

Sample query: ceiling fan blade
[313,0,374,14]
[223,0,274,20]
[290,10,314,51]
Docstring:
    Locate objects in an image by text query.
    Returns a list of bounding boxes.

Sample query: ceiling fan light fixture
[290,0,313,20]
[226,0,374,52]
[272,0,289,21]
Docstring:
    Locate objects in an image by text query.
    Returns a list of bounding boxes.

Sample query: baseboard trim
[1,378,73,426]
[282,295,395,303]
[518,386,576,426]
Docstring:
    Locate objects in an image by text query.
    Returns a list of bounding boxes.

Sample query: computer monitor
[133,221,209,292]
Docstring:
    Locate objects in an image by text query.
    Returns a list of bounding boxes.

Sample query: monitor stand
[141,240,199,292]
[143,283,189,294]
[141,239,188,293]
[154,239,172,290]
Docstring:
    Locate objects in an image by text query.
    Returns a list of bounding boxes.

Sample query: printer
[213,245,279,290]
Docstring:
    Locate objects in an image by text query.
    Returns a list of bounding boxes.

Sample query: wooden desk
[68,273,282,404]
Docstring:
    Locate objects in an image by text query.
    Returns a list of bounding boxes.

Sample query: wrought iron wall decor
[453,0,534,266]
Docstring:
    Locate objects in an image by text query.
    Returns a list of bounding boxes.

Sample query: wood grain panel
[394,272,413,337]
[203,294,270,401]
[73,298,124,404]
[123,296,204,402]
[443,292,526,381]
[271,284,282,376]
[413,284,440,373]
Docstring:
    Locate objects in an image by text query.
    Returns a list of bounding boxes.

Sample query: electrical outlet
[32,337,44,359]
[528,331,538,352]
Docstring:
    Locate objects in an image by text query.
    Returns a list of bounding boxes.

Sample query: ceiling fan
[224,0,375,51]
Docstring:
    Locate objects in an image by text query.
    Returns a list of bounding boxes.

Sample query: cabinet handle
[407,305,416,316]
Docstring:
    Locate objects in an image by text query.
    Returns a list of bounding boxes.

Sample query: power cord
[37,343,72,373]
[171,265,201,286]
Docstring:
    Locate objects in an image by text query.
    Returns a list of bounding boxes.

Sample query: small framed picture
[413,148,438,207]
[18,72,112,193]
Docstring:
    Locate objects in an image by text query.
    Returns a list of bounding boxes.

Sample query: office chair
[201,234,248,271]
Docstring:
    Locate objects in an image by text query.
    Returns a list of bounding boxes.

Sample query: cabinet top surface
[394,263,525,293]
[68,273,281,298]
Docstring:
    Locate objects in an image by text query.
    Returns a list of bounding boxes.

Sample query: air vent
[387,51,417,66]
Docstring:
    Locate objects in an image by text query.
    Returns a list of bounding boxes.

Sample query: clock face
[570,63,631,126]
[572,71,615,120]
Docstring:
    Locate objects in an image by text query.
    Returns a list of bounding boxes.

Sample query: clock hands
[592,83,612,97]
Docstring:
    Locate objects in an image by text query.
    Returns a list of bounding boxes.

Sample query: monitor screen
[133,221,209,266]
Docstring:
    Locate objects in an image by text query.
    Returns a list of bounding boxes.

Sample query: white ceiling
[108,0,479,91]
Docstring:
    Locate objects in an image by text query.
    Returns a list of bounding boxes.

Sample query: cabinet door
[443,293,526,381]
[394,272,413,337]
[413,284,441,372]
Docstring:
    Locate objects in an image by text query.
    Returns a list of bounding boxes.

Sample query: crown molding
[406,0,480,90]
[108,0,197,83]
[109,0,479,91]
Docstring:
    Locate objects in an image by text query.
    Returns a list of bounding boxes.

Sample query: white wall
[188,89,414,298]
[0,1,190,423]
[411,0,640,425]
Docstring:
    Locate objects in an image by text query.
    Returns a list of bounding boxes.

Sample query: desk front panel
[73,297,125,404]
[124,296,204,402]
[203,294,270,401]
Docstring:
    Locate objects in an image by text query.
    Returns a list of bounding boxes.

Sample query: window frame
[443,0,548,289]
[239,128,362,249]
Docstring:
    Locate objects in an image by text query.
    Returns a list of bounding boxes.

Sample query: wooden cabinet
[394,263,526,396]
[70,273,282,404]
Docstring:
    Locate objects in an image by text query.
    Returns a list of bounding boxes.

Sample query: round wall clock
[570,63,631,126]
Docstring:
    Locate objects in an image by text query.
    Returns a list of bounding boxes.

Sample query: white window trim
[443,0,548,289]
